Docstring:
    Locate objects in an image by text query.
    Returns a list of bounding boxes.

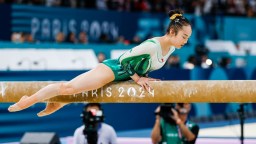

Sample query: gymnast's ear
[169,28,176,36]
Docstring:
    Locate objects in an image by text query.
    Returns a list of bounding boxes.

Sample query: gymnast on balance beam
[8,9,192,117]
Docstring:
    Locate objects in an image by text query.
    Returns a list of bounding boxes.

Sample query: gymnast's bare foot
[37,102,67,117]
[8,95,35,112]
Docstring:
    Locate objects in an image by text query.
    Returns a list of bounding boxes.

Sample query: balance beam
[0,80,255,103]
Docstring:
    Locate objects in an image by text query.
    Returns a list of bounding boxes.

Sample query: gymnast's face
[171,25,192,49]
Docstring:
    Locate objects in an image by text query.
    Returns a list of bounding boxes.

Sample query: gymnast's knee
[58,83,76,95]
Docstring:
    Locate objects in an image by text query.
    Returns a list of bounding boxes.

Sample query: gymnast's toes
[8,104,21,112]
[7,95,30,112]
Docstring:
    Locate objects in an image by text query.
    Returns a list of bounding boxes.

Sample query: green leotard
[102,38,175,81]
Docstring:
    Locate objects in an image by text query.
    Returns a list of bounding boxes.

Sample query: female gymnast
[8,9,192,117]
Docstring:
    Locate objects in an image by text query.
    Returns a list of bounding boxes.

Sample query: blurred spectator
[61,0,77,8]
[11,32,26,43]
[246,5,255,17]
[194,0,205,16]
[150,0,165,13]
[183,55,196,70]
[218,57,231,68]
[96,0,107,10]
[165,55,181,69]
[16,0,44,5]
[65,32,77,43]
[83,0,96,8]
[24,33,35,43]
[116,35,125,44]
[45,0,61,7]
[1,0,255,16]
[11,32,22,43]
[99,33,113,43]
[116,35,130,45]
[226,0,247,16]
[235,57,247,68]
[122,0,132,11]
[130,35,142,44]
[78,31,88,44]
[55,32,65,43]
[97,52,106,63]
[113,0,128,11]
[131,0,150,12]
[201,55,213,69]
[226,0,237,16]
[195,44,209,57]
[195,44,209,66]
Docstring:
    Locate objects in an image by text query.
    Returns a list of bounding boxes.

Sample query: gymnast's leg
[37,102,68,117]
[8,64,115,112]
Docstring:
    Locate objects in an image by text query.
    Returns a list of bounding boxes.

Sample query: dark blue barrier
[0,4,11,41]
[190,67,213,80]
[225,68,247,80]
[243,66,256,80]
[149,68,190,80]
[102,103,158,131]
[209,68,228,80]
[209,103,227,115]
[250,68,256,80]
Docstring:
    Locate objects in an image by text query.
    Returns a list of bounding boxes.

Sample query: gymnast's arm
[118,41,156,89]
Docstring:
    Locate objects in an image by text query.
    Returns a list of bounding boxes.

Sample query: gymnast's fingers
[146,82,153,91]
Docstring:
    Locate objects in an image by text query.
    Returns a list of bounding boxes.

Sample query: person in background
[65,32,77,44]
[55,32,65,43]
[78,31,88,44]
[151,103,199,144]
[97,52,106,63]
[183,55,196,69]
[73,103,117,144]
[165,55,181,69]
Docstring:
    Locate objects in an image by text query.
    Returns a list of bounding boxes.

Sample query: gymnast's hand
[136,77,159,92]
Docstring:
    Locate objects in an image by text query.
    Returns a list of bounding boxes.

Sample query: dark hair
[84,103,102,111]
[177,103,184,107]
[166,9,191,35]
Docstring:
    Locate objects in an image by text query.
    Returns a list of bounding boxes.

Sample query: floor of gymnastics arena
[3,118,256,144]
